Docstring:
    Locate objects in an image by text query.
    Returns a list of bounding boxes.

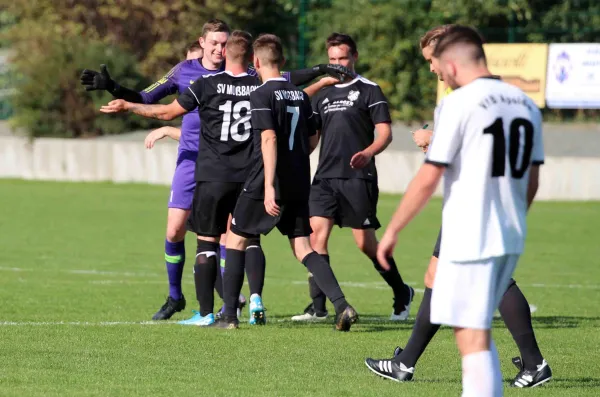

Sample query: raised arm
[287,64,355,86]
[303,77,339,98]
[81,63,181,104]
[100,78,203,121]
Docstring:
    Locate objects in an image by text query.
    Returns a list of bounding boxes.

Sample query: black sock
[371,256,409,302]
[499,280,544,370]
[245,238,266,296]
[223,249,246,318]
[194,241,219,317]
[309,254,328,314]
[394,288,440,368]
[302,252,348,314]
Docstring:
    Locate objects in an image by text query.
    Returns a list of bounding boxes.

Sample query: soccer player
[100,30,270,326]
[83,20,238,321]
[83,19,354,321]
[142,43,203,149]
[366,25,551,388]
[216,33,359,330]
[364,25,546,395]
[291,33,413,322]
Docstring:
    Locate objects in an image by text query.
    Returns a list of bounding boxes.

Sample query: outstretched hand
[80,64,114,92]
[100,99,129,113]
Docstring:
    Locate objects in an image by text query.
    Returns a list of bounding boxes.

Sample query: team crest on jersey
[348,90,360,101]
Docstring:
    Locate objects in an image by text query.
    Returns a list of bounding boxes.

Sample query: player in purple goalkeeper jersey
[81,20,355,321]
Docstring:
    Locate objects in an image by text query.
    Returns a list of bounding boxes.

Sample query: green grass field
[1,179,599,396]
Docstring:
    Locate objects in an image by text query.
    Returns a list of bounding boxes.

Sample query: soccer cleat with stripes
[364,357,415,382]
[510,357,552,388]
[334,305,359,331]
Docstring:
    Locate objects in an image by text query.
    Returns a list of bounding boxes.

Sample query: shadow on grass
[262,314,600,333]
[547,377,600,388]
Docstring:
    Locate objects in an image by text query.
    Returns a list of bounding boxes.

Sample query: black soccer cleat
[364,357,415,382]
[391,286,415,321]
[334,305,359,332]
[510,357,552,388]
[152,296,186,320]
[209,316,240,330]
[393,346,403,357]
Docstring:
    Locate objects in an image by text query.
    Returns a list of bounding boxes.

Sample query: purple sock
[217,244,227,314]
[220,244,226,276]
[165,240,185,300]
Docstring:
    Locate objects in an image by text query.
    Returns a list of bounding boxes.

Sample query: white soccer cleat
[291,303,328,321]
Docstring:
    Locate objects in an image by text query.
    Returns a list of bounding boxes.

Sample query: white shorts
[430,254,519,329]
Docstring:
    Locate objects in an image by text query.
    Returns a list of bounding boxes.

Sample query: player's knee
[166,224,186,242]
[246,237,261,250]
[310,230,328,253]
[195,240,219,264]
[454,328,490,356]
[291,237,313,262]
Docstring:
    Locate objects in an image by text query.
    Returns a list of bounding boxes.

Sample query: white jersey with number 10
[425,77,544,262]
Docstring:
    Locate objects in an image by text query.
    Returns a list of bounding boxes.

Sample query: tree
[1,0,299,137]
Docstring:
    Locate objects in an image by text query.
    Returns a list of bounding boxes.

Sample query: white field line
[0,321,176,326]
[1,266,598,290]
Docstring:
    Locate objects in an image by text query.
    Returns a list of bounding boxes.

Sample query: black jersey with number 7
[245,77,317,200]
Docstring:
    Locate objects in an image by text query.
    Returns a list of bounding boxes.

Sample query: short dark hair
[432,25,486,61]
[326,33,357,55]
[226,30,253,64]
[201,19,230,38]
[253,34,284,65]
[420,25,455,49]
[187,41,202,53]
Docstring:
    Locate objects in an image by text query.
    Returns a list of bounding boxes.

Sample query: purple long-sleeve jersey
[139,59,289,154]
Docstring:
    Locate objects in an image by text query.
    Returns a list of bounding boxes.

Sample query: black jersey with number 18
[177,70,261,182]
[245,77,317,200]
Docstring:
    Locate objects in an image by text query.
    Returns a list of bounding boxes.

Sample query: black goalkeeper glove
[317,64,356,82]
[80,64,116,92]
[80,64,144,102]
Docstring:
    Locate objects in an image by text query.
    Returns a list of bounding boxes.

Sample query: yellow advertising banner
[436,43,549,107]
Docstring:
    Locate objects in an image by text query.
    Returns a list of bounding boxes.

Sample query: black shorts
[186,181,244,237]
[309,178,380,229]
[432,226,442,258]
[230,194,312,239]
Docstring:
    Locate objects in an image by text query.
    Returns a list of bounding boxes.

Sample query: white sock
[461,342,503,397]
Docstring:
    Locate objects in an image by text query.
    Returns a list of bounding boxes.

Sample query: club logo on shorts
[348,90,360,101]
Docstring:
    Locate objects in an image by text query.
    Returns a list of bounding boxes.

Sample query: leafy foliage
[1,0,599,136]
